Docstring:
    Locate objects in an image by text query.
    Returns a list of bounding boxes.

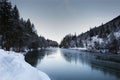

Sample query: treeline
[39,36,58,48]
[0,0,58,52]
[60,15,120,54]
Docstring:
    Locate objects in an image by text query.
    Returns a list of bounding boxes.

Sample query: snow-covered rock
[0,49,50,80]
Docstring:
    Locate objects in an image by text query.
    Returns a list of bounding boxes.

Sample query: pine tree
[109,32,119,54]
[12,5,19,20]
[25,19,33,34]
[0,0,12,50]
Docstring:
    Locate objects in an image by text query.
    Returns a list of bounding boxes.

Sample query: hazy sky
[11,0,120,43]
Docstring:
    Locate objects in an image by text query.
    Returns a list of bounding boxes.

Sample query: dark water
[25,48,120,80]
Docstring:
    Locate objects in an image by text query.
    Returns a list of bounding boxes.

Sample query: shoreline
[0,49,51,80]
[66,48,120,70]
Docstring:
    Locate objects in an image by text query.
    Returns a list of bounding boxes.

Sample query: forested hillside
[0,0,58,52]
[60,15,120,54]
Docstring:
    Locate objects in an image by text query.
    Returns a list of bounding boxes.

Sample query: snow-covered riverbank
[0,49,50,80]
[69,47,87,51]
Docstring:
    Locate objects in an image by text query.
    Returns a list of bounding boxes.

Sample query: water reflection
[25,48,57,67]
[60,49,91,64]
[25,50,45,66]
[25,48,120,80]
[60,49,120,79]
[91,65,120,79]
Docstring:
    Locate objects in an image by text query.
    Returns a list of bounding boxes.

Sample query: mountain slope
[60,15,120,54]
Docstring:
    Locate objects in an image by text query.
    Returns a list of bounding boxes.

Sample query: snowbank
[0,49,50,80]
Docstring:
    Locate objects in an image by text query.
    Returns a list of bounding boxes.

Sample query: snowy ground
[0,49,50,80]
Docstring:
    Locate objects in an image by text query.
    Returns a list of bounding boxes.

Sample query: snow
[92,36,103,44]
[69,47,87,51]
[0,49,51,80]
[82,36,104,50]
[86,36,103,46]
[114,31,120,38]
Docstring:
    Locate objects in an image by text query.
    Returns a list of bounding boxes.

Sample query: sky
[11,0,120,43]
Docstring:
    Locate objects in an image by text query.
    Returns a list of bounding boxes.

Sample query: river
[25,48,120,80]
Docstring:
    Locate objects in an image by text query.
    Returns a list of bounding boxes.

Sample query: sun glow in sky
[11,0,120,43]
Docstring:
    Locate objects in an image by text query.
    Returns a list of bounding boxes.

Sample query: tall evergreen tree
[0,0,12,50]
[12,5,19,20]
